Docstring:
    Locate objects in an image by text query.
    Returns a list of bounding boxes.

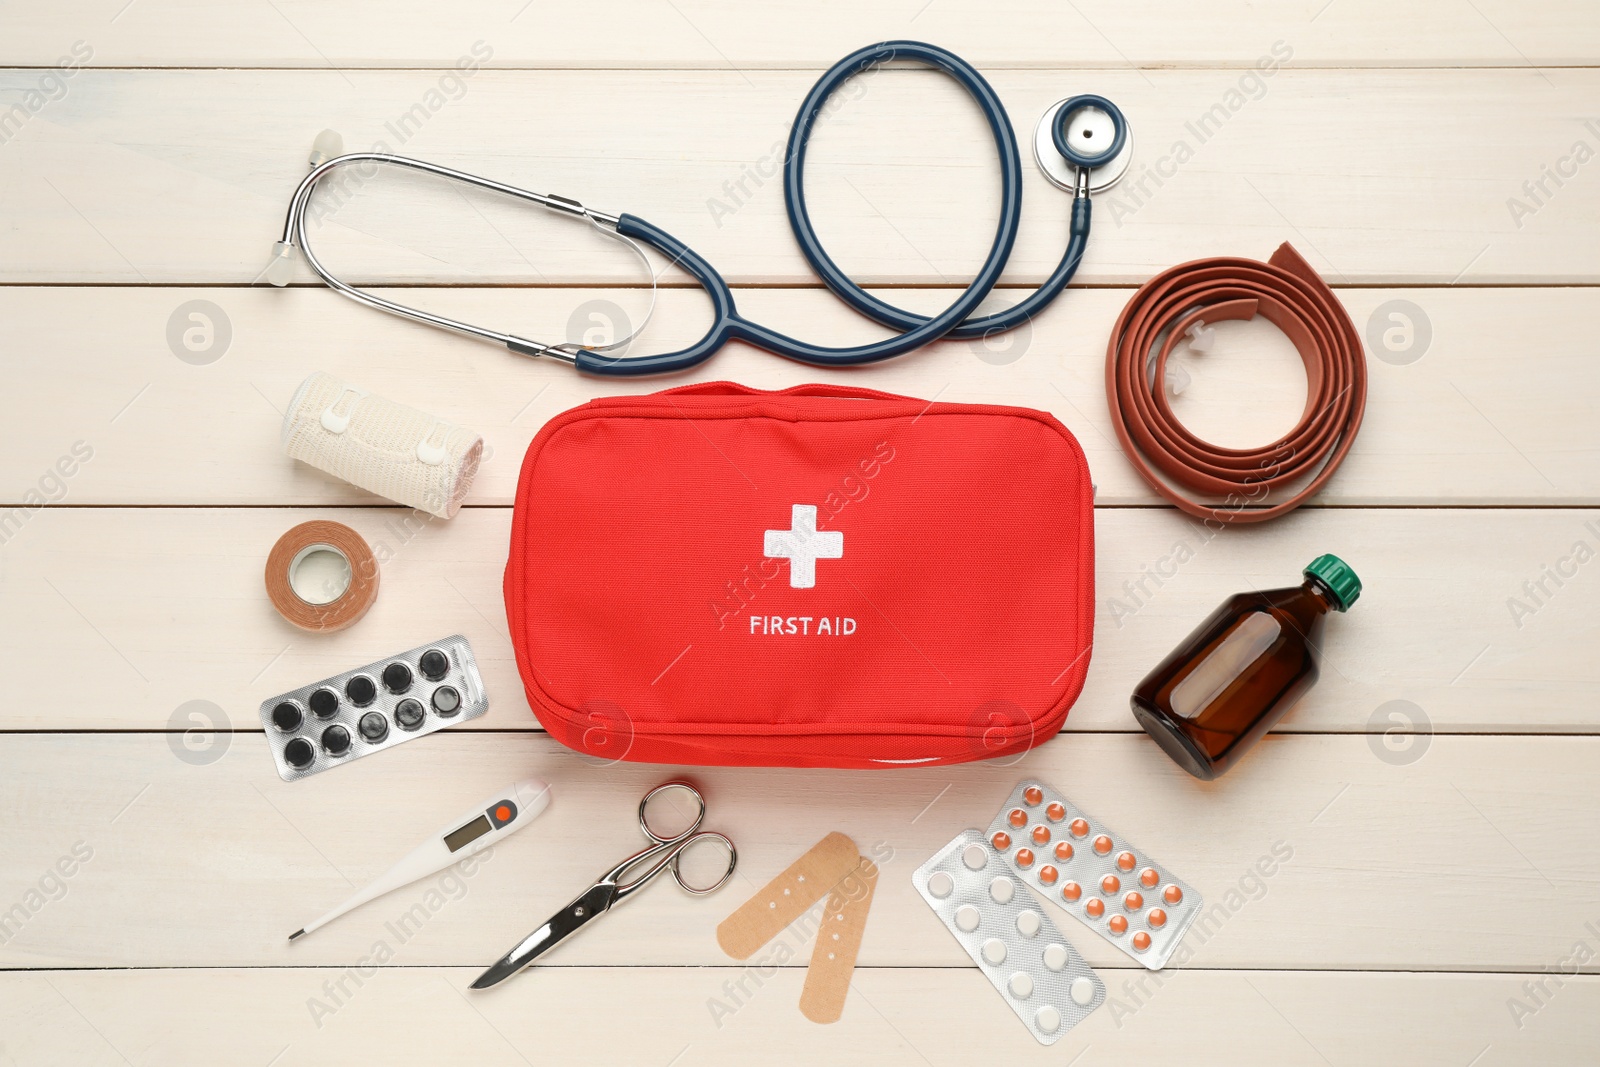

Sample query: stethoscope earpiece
[1034,94,1135,194]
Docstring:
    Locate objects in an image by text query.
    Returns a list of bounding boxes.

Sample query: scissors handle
[605,782,737,900]
[670,831,738,897]
[608,830,738,902]
[638,780,707,841]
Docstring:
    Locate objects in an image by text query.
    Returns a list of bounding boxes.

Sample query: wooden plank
[1,506,1592,733]
[3,286,1594,507]
[2,967,1596,1066]
[1,69,1597,284]
[4,0,1598,69]
[1,734,1596,972]
[3,4,1594,1066]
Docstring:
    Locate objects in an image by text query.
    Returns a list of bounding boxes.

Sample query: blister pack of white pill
[913,829,1105,1045]
[985,780,1203,970]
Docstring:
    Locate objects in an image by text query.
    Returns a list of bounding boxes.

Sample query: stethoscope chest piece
[1035,95,1135,194]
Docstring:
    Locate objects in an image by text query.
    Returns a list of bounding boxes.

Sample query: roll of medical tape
[1104,242,1368,525]
[282,372,483,519]
[265,520,379,632]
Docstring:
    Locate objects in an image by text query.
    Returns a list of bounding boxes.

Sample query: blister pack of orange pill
[985,780,1202,969]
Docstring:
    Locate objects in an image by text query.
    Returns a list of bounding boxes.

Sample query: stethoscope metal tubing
[278,153,624,361]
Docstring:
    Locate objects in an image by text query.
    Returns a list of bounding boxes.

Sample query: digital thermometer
[290,777,551,941]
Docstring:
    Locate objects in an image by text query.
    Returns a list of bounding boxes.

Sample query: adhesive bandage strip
[716,831,861,960]
[800,856,878,1024]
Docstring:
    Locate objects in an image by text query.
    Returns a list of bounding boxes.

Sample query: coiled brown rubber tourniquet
[1105,243,1367,525]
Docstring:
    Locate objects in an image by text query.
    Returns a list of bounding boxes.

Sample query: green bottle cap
[1304,554,1361,611]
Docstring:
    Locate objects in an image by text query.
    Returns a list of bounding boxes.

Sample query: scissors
[471,781,737,989]
[266,40,1132,377]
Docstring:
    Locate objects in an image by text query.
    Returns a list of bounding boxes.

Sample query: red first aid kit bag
[504,382,1094,768]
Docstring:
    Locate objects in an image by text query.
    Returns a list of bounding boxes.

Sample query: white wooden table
[3,3,1597,1063]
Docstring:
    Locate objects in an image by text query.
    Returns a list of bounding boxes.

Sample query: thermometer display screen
[444,814,493,853]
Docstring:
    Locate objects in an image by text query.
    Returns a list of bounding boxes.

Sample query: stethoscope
[266,40,1132,377]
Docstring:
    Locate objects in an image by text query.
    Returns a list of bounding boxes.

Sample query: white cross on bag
[763,504,844,589]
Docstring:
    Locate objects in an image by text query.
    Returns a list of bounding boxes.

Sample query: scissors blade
[470,883,614,990]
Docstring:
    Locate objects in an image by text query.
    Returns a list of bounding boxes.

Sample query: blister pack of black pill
[259,635,487,781]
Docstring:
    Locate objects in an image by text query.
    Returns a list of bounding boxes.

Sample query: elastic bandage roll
[283,372,483,519]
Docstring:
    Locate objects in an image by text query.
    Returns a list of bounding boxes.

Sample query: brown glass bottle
[1130,555,1360,780]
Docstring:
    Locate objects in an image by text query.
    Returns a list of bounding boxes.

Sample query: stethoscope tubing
[577,41,1030,377]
